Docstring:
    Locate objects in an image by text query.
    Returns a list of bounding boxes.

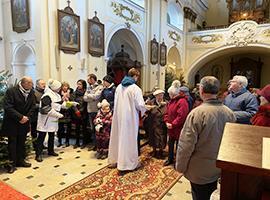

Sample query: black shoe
[7,166,16,174]
[73,144,79,149]
[17,160,31,168]
[88,145,96,151]
[163,160,173,166]
[95,152,102,159]
[48,152,59,156]
[65,142,70,147]
[80,144,86,149]
[35,155,43,162]
[43,145,48,149]
[100,153,108,160]
[57,143,62,147]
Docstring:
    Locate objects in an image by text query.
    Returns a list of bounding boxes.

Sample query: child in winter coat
[94,99,113,159]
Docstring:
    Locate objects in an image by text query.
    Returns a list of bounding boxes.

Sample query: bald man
[1,76,36,173]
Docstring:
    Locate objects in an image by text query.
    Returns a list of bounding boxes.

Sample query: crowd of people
[1,69,270,200]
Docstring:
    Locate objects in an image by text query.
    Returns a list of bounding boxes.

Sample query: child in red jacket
[94,99,113,159]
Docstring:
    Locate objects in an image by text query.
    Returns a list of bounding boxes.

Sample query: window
[129,0,144,8]
[167,1,183,30]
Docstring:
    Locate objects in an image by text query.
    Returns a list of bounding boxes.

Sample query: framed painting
[11,0,30,33]
[58,6,80,54]
[150,38,159,65]
[211,65,223,84]
[88,13,104,57]
[160,41,167,66]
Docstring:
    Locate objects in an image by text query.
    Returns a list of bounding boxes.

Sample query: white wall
[0,0,5,70]
[205,0,228,26]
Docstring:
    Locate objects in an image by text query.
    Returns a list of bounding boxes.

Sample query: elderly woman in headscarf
[163,80,189,166]
[144,89,167,158]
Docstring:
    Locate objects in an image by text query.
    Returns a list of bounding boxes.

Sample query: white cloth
[108,84,146,171]
[37,87,63,132]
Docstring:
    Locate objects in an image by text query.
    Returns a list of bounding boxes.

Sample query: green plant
[165,68,186,91]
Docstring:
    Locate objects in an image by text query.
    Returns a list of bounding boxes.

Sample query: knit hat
[103,75,114,84]
[48,79,61,91]
[98,99,110,113]
[153,89,165,96]
[168,80,181,96]
[179,86,190,93]
[257,84,270,102]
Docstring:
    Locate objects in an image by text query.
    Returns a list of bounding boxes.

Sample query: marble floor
[0,140,219,200]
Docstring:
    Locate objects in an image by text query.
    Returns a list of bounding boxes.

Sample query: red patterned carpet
[0,181,31,200]
[47,146,182,200]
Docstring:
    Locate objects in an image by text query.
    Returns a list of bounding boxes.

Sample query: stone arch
[167,46,182,75]
[186,44,270,86]
[11,42,36,82]
[105,25,144,64]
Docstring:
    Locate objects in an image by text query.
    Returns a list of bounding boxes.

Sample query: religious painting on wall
[211,65,223,84]
[88,12,104,57]
[160,41,167,66]
[11,0,30,33]
[150,37,159,65]
[58,5,80,54]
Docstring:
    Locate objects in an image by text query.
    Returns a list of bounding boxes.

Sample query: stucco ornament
[192,34,222,44]
[262,29,270,37]
[111,1,141,24]
[168,30,181,42]
[226,21,258,47]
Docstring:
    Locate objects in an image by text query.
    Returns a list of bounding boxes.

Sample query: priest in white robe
[108,68,146,171]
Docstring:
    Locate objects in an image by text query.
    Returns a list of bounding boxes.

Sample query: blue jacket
[224,88,258,124]
[100,83,116,110]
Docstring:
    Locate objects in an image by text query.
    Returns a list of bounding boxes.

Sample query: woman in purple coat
[164,80,189,166]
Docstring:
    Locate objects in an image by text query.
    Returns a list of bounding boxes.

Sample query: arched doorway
[107,28,143,85]
[165,46,183,90]
[187,45,270,88]
[11,43,36,83]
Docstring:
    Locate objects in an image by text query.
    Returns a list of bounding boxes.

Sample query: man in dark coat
[1,76,36,173]
[31,79,46,150]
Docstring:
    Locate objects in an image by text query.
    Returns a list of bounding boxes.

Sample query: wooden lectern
[217,123,270,200]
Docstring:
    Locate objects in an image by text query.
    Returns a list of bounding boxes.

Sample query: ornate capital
[183,7,197,22]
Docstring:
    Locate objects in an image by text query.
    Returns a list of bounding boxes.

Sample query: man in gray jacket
[83,74,103,150]
[176,76,236,200]
[224,75,258,124]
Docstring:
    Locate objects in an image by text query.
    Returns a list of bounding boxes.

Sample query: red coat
[164,94,189,140]
[251,104,270,127]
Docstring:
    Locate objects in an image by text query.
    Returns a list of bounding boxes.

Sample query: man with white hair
[224,75,258,124]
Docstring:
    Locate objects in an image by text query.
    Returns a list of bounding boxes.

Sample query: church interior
[0,0,270,199]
